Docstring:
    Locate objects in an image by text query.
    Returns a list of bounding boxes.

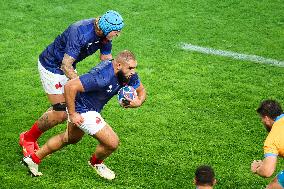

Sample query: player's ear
[213,178,217,185]
[263,115,273,124]
[193,178,197,185]
[115,61,122,70]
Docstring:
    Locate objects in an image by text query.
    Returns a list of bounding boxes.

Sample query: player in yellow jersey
[251,100,284,189]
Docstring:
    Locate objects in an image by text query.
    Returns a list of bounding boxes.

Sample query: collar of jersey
[274,114,284,122]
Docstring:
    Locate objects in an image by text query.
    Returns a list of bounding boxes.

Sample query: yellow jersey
[264,114,284,158]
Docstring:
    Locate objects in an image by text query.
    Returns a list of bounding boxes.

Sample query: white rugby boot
[22,156,43,177]
[88,161,115,180]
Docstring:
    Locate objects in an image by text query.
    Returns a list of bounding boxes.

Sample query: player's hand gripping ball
[117,86,136,107]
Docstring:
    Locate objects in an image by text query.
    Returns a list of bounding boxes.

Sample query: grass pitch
[0,0,283,188]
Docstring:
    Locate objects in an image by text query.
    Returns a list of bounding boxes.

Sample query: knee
[106,137,120,151]
[62,133,81,145]
[52,103,67,123]
[56,111,67,123]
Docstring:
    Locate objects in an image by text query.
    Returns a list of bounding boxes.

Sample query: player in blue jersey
[23,50,146,180]
[19,10,124,157]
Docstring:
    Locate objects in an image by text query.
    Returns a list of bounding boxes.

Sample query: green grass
[0,0,283,188]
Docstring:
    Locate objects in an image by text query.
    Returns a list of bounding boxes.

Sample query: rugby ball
[117,86,136,106]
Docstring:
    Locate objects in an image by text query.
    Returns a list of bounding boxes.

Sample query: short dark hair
[257,100,283,120]
[116,50,136,65]
[195,165,215,186]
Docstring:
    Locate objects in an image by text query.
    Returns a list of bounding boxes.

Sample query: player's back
[39,18,98,74]
[266,115,284,157]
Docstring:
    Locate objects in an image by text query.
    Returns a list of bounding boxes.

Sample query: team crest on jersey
[55,82,62,89]
[86,43,93,50]
[107,85,112,92]
[96,117,101,124]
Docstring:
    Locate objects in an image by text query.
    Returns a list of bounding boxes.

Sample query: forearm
[64,84,77,115]
[137,87,146,105]
[61,54,78,79]
[252,157,277,178]
[64,78,85,115]
[256,165,273,178]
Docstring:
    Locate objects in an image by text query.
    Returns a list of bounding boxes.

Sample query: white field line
[180,43,284,67]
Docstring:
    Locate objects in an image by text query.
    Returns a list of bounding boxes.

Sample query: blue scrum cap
[98,10,124,36]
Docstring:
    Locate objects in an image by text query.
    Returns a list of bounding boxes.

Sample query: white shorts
[78,111,106,135]
[38,60,69,94]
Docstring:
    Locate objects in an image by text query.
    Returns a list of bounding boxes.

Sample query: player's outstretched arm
[251,156,277,178]
[64,78,85,126]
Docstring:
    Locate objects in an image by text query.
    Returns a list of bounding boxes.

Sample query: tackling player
[22,50,146,180]
[251,100,284,189]
[19,10,124,157]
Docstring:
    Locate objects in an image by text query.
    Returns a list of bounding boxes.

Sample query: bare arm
[124,82,146,108]
[64,78,85,126]
[61,54,78,79]
[136,82,146,105]
[251,156,277,177]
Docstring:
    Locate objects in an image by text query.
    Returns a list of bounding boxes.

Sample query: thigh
[77,111,119,146]
[47,94,65,105]
[93,124,119,147]
[38,60,68,95]
[64,121,85,143]
[79,111,107,136]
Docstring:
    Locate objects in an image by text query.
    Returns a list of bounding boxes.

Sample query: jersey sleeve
[263,133,279,158]
[65,27,84,60]
[100,40,112,55]
[128,73,141,89]
[79,73,100,92]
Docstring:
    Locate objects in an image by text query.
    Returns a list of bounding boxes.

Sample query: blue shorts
[277,170,284,188]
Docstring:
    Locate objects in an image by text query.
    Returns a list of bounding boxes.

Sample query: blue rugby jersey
[75,60,140,113]
[39,18,112,75]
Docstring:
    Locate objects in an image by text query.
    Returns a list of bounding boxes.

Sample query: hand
[251,160,262,173]
[69,112,84,126]
[123,92,142,108]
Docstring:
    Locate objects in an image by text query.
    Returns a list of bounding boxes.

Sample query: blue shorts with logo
[277,170,284,188]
